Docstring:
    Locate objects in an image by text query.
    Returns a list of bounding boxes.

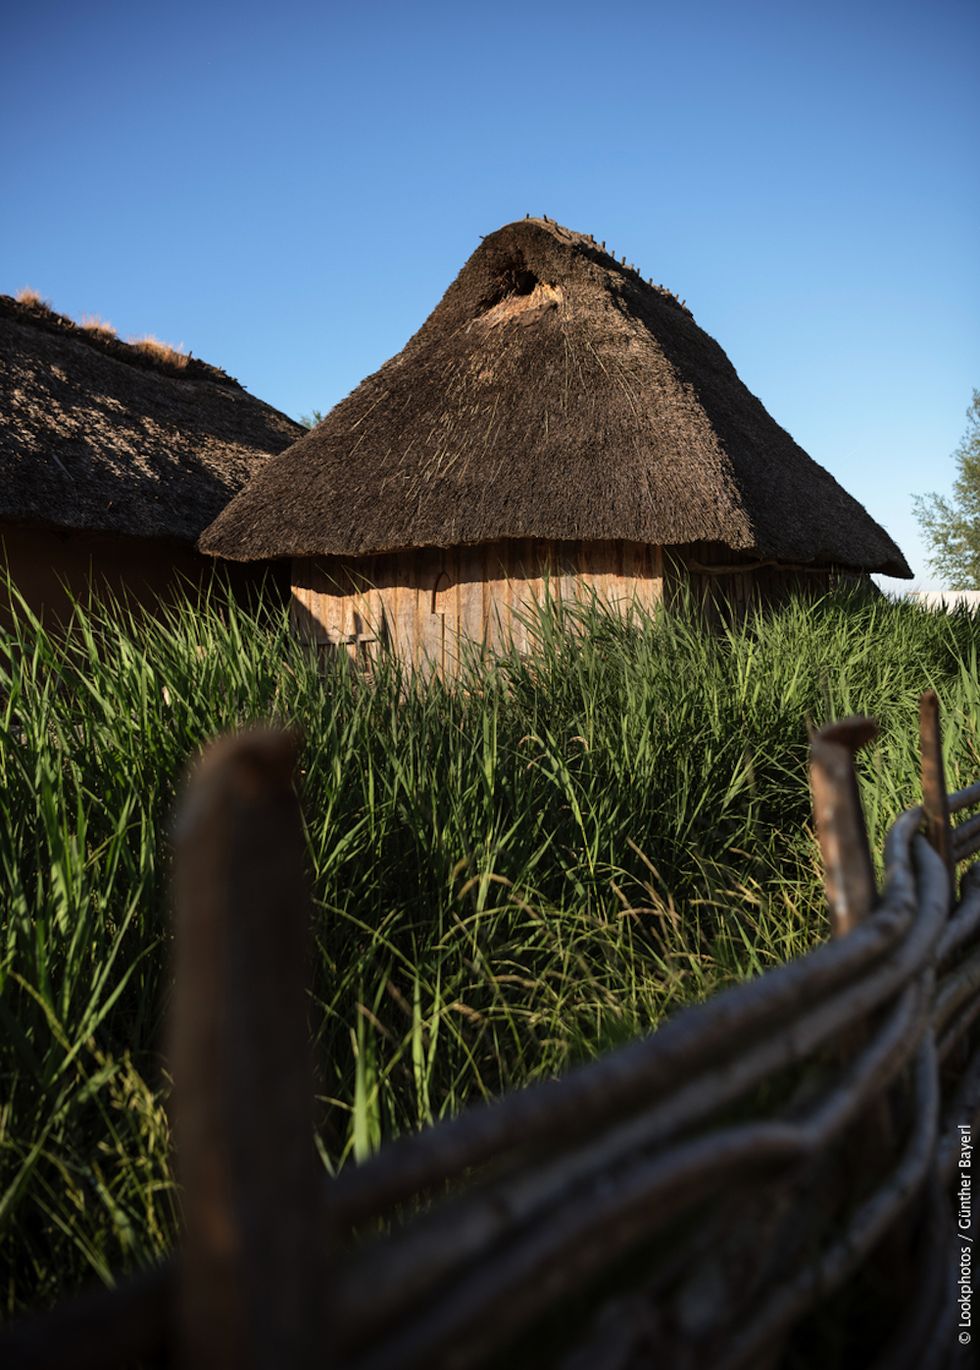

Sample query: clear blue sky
[3,0,977,588]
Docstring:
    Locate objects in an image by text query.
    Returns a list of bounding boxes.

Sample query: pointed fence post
[919,690,955,892]
[171,729,332,1370]
[809,717,879,938]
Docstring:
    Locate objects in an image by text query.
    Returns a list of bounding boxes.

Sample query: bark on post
[809,717,879,938]
[919,689,955,892]
[170,729,330,1370]
[809,715,923,1304]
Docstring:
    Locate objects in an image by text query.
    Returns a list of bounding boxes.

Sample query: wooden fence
[3,691,980,1368]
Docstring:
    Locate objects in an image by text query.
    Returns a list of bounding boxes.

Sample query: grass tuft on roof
[15,285,51,310]
[128,334,190,369]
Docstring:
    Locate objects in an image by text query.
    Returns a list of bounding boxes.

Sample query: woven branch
[4,722,980,1370]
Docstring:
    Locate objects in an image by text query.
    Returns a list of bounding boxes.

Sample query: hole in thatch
[480,255,540,311]
[480,281,562,328]
[501,264,538,297]
[478,258,562,328]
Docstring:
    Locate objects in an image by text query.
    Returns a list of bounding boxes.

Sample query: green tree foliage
[914,390,980,587]
[298,408,325,429]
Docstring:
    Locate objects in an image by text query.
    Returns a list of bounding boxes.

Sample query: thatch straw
[0,294,303,543]
[199,217,910,578]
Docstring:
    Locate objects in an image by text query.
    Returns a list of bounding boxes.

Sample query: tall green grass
[2,582,979,1314]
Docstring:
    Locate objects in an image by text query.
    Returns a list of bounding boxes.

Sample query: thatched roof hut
[200,218,910,668]
[0,292,303,619]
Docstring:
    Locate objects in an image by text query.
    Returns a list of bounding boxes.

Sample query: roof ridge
[0,293,243,390]
[515,217,693,318]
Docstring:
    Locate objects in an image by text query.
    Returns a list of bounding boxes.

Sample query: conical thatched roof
[200,218,910,577]
[0,294,303,543]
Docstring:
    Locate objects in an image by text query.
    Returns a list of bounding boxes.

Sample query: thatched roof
[0,294,303,543]
[199,218,910,577]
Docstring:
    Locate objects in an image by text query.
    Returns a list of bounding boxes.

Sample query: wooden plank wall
[666,542,864,622]
[290,540,664,673]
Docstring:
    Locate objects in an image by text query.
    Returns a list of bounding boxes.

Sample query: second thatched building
[0,292,303,623]
[200,217,910,669]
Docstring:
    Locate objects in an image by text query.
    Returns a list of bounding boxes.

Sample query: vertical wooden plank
[496,541,511,653]
[609,540,620,607]
[289,561,310,644]
[571,540,584,607]
[644,541,661,608]
[483,542,502,655]
[451,547,462,673]
[575,544,589,608]
[415,548,441,672]
[539,539,552,616]
[317,563,332,645]
[517,540,530,632]
[519,538,543,648]
[610,539,626,608]
[382,578,398,655]
[581,542,598,608]
[289,558,311,643]
[487,543,498,651]
[594,539,608,611]
[392,573,404,657]
[554,539,576,618]
[481,543,497,655]
[620,542,635,611]
[536,539,553,618]
[409,567,420,666]
[354,557,371,646]
[455,546,483,664]
[432,568,445,675]
[594,542,608,608]
[348,559,364,660]
[449,548,459,673]
[510,540,525,654]
[477,543,489,648]
[509,539,522,650]
[498,539,512,652]
[337,561,351,648]
[172,730,330,1370]
[640,546,650,609]
[360,556,378,647]
[490,542,503,653]
[394,553,404,668]
[432,548,456,675]
[622,541,638,609]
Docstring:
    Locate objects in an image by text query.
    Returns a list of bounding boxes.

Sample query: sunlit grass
[2,579,979,1313]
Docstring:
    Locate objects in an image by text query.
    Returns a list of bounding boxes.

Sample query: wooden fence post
[809,717,879,937]
[919,689,955,892]
[171,729,331,1370]
[809,715,922,1305]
